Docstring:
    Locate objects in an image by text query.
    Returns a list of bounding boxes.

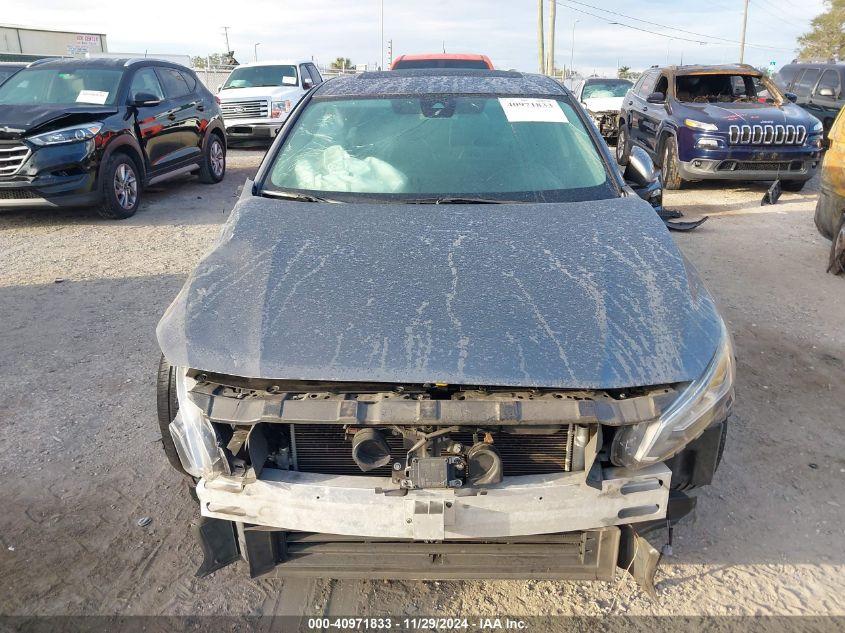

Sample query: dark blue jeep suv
[617,64,824,191]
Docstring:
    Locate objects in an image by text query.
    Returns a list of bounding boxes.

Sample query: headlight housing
[611,321,735,470]
[168,367,227,479]
[684,118,718,132]
[28,123,103,146]
[271,99,293,119]
[811,119,823,133]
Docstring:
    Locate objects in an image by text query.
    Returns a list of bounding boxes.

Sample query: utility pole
[387,39,393,68]
[546,0,556,77]
[222,26,231,54]
[570,20,580,79]
[739,0,749,63]
[537,0,545,74]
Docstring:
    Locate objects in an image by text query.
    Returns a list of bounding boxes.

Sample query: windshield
[0,67,123,105]
[223,65,298,89]
[393,59,491,70]
[582,79,632,99]
[263,96,613,203]
[0,68,22,85]
[675,73,781,104]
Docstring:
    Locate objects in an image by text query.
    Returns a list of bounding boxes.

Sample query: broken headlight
[169,367,227,479]
[611,321,734,470]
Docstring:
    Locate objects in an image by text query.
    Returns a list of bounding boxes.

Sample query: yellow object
[821,109,845,199]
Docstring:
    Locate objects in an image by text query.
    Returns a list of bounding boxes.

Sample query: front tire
[616,123,631,165]
[198,134,226,184]
[98,153,141,219]
[661,136,684,190]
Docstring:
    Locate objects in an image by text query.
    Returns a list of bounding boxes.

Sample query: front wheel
[616,124,631,166]
[199,134,226,184]
[98,154,141,219]
[661,136,684,190]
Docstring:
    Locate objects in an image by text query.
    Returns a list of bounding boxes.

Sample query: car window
[300,65,312,86]
[157,67,191,98]
[307,64,323,84]
[223,65,298,89]
[393,59,491,70]
[637,71,658,97]
[179,70,197,93]
[793,68,820,96]
[0,67,123,105]
[581,79,632,99]
[815,69,841,98]
[654,75,669,97]
[675,74,767,103]
[777,66,799,88]
[129,68,165,101]
[264,96,614,203]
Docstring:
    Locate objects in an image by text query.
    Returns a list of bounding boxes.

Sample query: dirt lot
[1,149,843,624]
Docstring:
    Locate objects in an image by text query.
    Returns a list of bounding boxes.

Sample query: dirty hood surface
[157,195,723,389]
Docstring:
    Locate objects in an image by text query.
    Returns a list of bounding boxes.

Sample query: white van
[218,60,323,141]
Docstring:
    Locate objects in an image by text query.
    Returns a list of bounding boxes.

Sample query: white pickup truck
[218,60,323,142]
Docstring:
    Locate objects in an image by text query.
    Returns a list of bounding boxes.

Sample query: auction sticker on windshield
[76,90,109,105]
[499,97,568,123]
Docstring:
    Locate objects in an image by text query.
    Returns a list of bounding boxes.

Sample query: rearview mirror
[784,92,798,103]
[132,92,162,107]
[624,146,658,188]
[818,87,835,98]
[646,91,665,104]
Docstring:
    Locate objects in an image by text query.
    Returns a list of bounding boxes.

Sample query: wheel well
[108,145,145,177]
[210,127,226,150]
[656,131,675,166]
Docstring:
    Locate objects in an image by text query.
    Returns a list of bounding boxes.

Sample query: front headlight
[611,321,735,470]
[168,367,227,479]
[28,123,103,146]
[811,120,823,133]
[270,100,293,119]
[684,118,718,132]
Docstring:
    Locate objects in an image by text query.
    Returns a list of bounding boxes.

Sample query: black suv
[775,62,844,138]
[617,64,823,191]
[0,58,226,219]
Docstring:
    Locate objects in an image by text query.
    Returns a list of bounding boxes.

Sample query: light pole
[569,20,580,79]
[254,42,260,62]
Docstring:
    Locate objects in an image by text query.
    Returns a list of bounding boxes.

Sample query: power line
[554,0,794,52]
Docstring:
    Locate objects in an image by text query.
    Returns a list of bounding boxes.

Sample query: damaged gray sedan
[155,69,734,590]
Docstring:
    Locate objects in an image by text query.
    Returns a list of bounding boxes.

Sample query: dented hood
[0,105,117,139]
[157,194,723,388]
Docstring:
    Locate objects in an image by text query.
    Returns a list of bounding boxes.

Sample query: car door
[128,67,172,171]
[809,69,841,129]
[792,67,821,108]
[637,73,669,153]
[628,70,658,150]
[152,66,202,171]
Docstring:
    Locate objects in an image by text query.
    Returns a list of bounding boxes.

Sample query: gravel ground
[1,149,843,624]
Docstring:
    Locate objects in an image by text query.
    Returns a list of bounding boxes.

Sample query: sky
[3,0,826,75]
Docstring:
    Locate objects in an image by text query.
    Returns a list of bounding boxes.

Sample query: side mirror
[784,92,798,103]
[302,79,313,90]
[217,84,223,93]
[624,146,658,188]
[818,87,835,98]
[646,91,665,104]
[131,92,162,107]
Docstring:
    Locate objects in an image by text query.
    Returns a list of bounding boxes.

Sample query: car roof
[235,60,312,67]
[315,69,566,98]
[657,63,763,77]
[23,57,193,72]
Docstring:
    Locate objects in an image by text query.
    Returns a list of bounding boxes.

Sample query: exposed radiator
[290,424,574,476]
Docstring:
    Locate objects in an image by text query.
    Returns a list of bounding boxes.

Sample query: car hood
[219,86,301,101]
[157,194,724,388]
[0,105,117,140]
[582,96,624,113]
[679,101,807,125]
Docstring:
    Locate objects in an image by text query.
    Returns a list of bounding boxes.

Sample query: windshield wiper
[403,196,521,204]
[261,190,340,203]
